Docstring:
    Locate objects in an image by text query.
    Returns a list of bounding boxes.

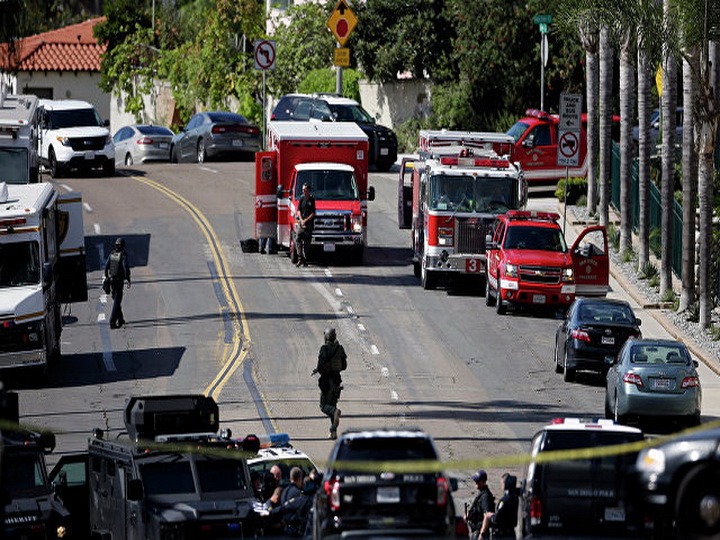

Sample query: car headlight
[637,448,666,474]
[561,267,574,282]
[350,214,363,233]
[55,136,72,146]
[438,227,453,246]
[504,263,518,278]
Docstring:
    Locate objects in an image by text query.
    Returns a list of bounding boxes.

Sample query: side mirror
[693,360,699,368]
[635,318,642,326]
[367,186,376,201]
[485,234,495,250]
[42,262,53,286]
[522,138,533,148]
[103,119,110,127]
[276,185,284,198]
[127,479,144,501]
[52,470,68,492]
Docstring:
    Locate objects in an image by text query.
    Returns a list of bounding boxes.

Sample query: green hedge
[555,177,587,205]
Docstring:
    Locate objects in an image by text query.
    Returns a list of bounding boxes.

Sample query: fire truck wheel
[413,261,421,278]
[485,277,496,306]
[495,282,507,315]
[421,263,436,290]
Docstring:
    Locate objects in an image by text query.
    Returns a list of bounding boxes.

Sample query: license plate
[602,336,615,345]
[653,378,672,390]
[376,486,400,504]
[84,151,95,160]
[604,507,625,522]
[159,142,168,149]
[232,139,243,147]
[533,294,546,304]
[323,243,336,252]
[380,147,389,155]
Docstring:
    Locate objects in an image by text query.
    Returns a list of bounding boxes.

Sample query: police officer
[466,470,495,539]
[104,237,131,329]
[294,183,315,267]
[315,327,347,439]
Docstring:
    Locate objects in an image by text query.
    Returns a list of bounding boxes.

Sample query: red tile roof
[1,18,106,72]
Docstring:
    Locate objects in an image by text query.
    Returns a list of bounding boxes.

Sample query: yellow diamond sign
[327,0,357,47]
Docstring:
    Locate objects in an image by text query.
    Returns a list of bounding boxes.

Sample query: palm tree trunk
[637,48,652,269]
[680,48,699,312]
[619,33,635,255]
[585,44,599,215]
[598,27,614,228]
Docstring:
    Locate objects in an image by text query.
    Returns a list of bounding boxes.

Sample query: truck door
[571,226,609,297]
[255,151,278,242]
[398,157,414,229]
[56,192,88,302]
[49,454,90,538]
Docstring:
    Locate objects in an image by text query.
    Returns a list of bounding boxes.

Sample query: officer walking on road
[104,237,131,329]
[314,327,347,439]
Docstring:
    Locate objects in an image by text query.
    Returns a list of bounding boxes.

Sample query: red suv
[485,211,609,314]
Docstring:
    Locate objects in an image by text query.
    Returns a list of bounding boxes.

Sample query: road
[9,161,719,500]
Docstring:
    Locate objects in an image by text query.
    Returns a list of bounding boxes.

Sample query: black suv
[518,418,645,538]
[312,428,457,539]
[271,93,398,171]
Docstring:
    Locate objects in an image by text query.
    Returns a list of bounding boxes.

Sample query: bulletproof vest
[108,252,123,279]
[329,345,345,373]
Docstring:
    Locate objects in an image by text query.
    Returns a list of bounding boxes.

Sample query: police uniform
[316,330,347,439]
[104,238,131,329]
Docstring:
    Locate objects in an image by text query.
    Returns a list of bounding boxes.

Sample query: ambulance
[254,122,373,265]
[0,182,87,376]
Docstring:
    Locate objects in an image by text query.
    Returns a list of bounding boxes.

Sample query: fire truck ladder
[418,130,514,160]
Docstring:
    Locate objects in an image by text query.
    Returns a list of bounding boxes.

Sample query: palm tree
[598,26,614,228]
[581,27,600,216]
[618,28,635,255]
[636,46,652,271]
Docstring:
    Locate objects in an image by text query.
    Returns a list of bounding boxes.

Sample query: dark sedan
[170,111,261,163]
[554,297,641,382]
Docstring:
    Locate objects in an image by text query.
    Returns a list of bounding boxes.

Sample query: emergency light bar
[525,109,551,120]
[506,210,560,222]
[256,432,291,449]
[439,156,510,169]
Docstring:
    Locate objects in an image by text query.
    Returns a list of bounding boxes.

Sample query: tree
[598,26,613,228]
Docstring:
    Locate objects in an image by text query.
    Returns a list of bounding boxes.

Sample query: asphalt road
[9,161,717,503]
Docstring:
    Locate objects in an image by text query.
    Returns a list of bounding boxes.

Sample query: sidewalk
[528,197,720,420]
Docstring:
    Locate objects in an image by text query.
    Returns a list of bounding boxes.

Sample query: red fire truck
[255,122,373,265]
[398,130,528,290]
[485,210,609,315]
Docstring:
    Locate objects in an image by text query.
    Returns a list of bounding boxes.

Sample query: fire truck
[254,121,373,265]
[398,130,527,290]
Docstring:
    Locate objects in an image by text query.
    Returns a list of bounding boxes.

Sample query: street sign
[541,34,549,66]
[254,40,276,70]
[334,48,350,67]
[533,14,553,25]
[559,93,582,130]
[327,0,357,47]
[557,130,580,167]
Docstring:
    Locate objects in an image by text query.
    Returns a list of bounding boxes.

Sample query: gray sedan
[113,125,174,166]
[170,111,261,164]
[605,339,701,426]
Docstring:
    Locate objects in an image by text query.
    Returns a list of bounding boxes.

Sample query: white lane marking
[381,367,389,377]
[199,166,218,174]
[335,288,343,297]
[370,345,379,355]
[346,305,354,314]
[324,269,332,278]
[98,313,106,321]
[60,183,72,192]
[357,323,366,332]
[94,223,101,235]
[83,202,93,213]
[391,391,399,401]
[100,294,108,304]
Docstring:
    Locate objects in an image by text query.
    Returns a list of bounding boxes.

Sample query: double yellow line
[132,175,249,400]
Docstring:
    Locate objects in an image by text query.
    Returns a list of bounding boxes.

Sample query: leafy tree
[298,68,362,102]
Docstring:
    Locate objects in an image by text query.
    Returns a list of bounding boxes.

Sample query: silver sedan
[113,124,174,166]
[605,338,701,426]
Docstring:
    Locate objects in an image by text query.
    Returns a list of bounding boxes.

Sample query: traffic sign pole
[327,0,357,97]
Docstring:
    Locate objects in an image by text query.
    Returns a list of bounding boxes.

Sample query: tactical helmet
[115,238,125,249]
[324,327,336,342]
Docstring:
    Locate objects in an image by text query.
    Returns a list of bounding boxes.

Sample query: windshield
[48,108,103,129]
[140,461,195,495]
[0,149,29,184]
[295,170,359,200]
[3,452,47,494]
[196,458,249,492]
[504,225,567,252]
[507,121,530,143]
[0,242,41,287]
[429,174,514,213]
[328,104,374,123]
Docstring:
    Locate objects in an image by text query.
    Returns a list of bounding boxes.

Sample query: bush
[555,177,587,204]
[638,261,658,280]
[298,69,362,102]
[608,224,620,252]
[395,116,429,154]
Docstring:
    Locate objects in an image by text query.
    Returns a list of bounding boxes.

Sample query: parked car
[247,433,317,488]
[313,428,458,538]
[170,111,261,163]
[554,297,642,382]
[632,107,684,148]
[630,425,720,537]
[605,338,701,426]
[271,93,398,171]
[113,124,174,166]
[518,417,645,538]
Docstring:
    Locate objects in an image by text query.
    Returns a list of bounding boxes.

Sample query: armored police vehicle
[49,394,262,539]
[1,387,72,539]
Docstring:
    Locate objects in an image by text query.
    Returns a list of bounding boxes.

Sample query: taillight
[212,125,259,135]
[136,137,153,145]
[436,477,449,506]
[323,478,341,510]
[682,377,699,388]
[571,328,591,342]
[623,372,644,387]
[530,495,542,526]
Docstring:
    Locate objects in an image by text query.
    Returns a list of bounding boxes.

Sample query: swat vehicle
[1,387,72,539]
[49,394,262,539]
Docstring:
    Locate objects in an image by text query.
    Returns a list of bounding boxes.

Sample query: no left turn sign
[557,130,580,167]
[254,40,276,70]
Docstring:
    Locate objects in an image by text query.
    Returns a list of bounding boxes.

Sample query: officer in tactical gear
[104,237,131,329]
[314,327,347,439]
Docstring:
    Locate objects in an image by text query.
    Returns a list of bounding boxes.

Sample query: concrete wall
[358,79,432,130]
[110,80,177,133]
[16,71,110,122]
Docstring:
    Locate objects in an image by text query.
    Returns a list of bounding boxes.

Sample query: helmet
[115,238,125,249]
[324,327,336,342]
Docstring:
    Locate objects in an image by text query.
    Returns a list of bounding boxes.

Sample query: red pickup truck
[485,211,609,315]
